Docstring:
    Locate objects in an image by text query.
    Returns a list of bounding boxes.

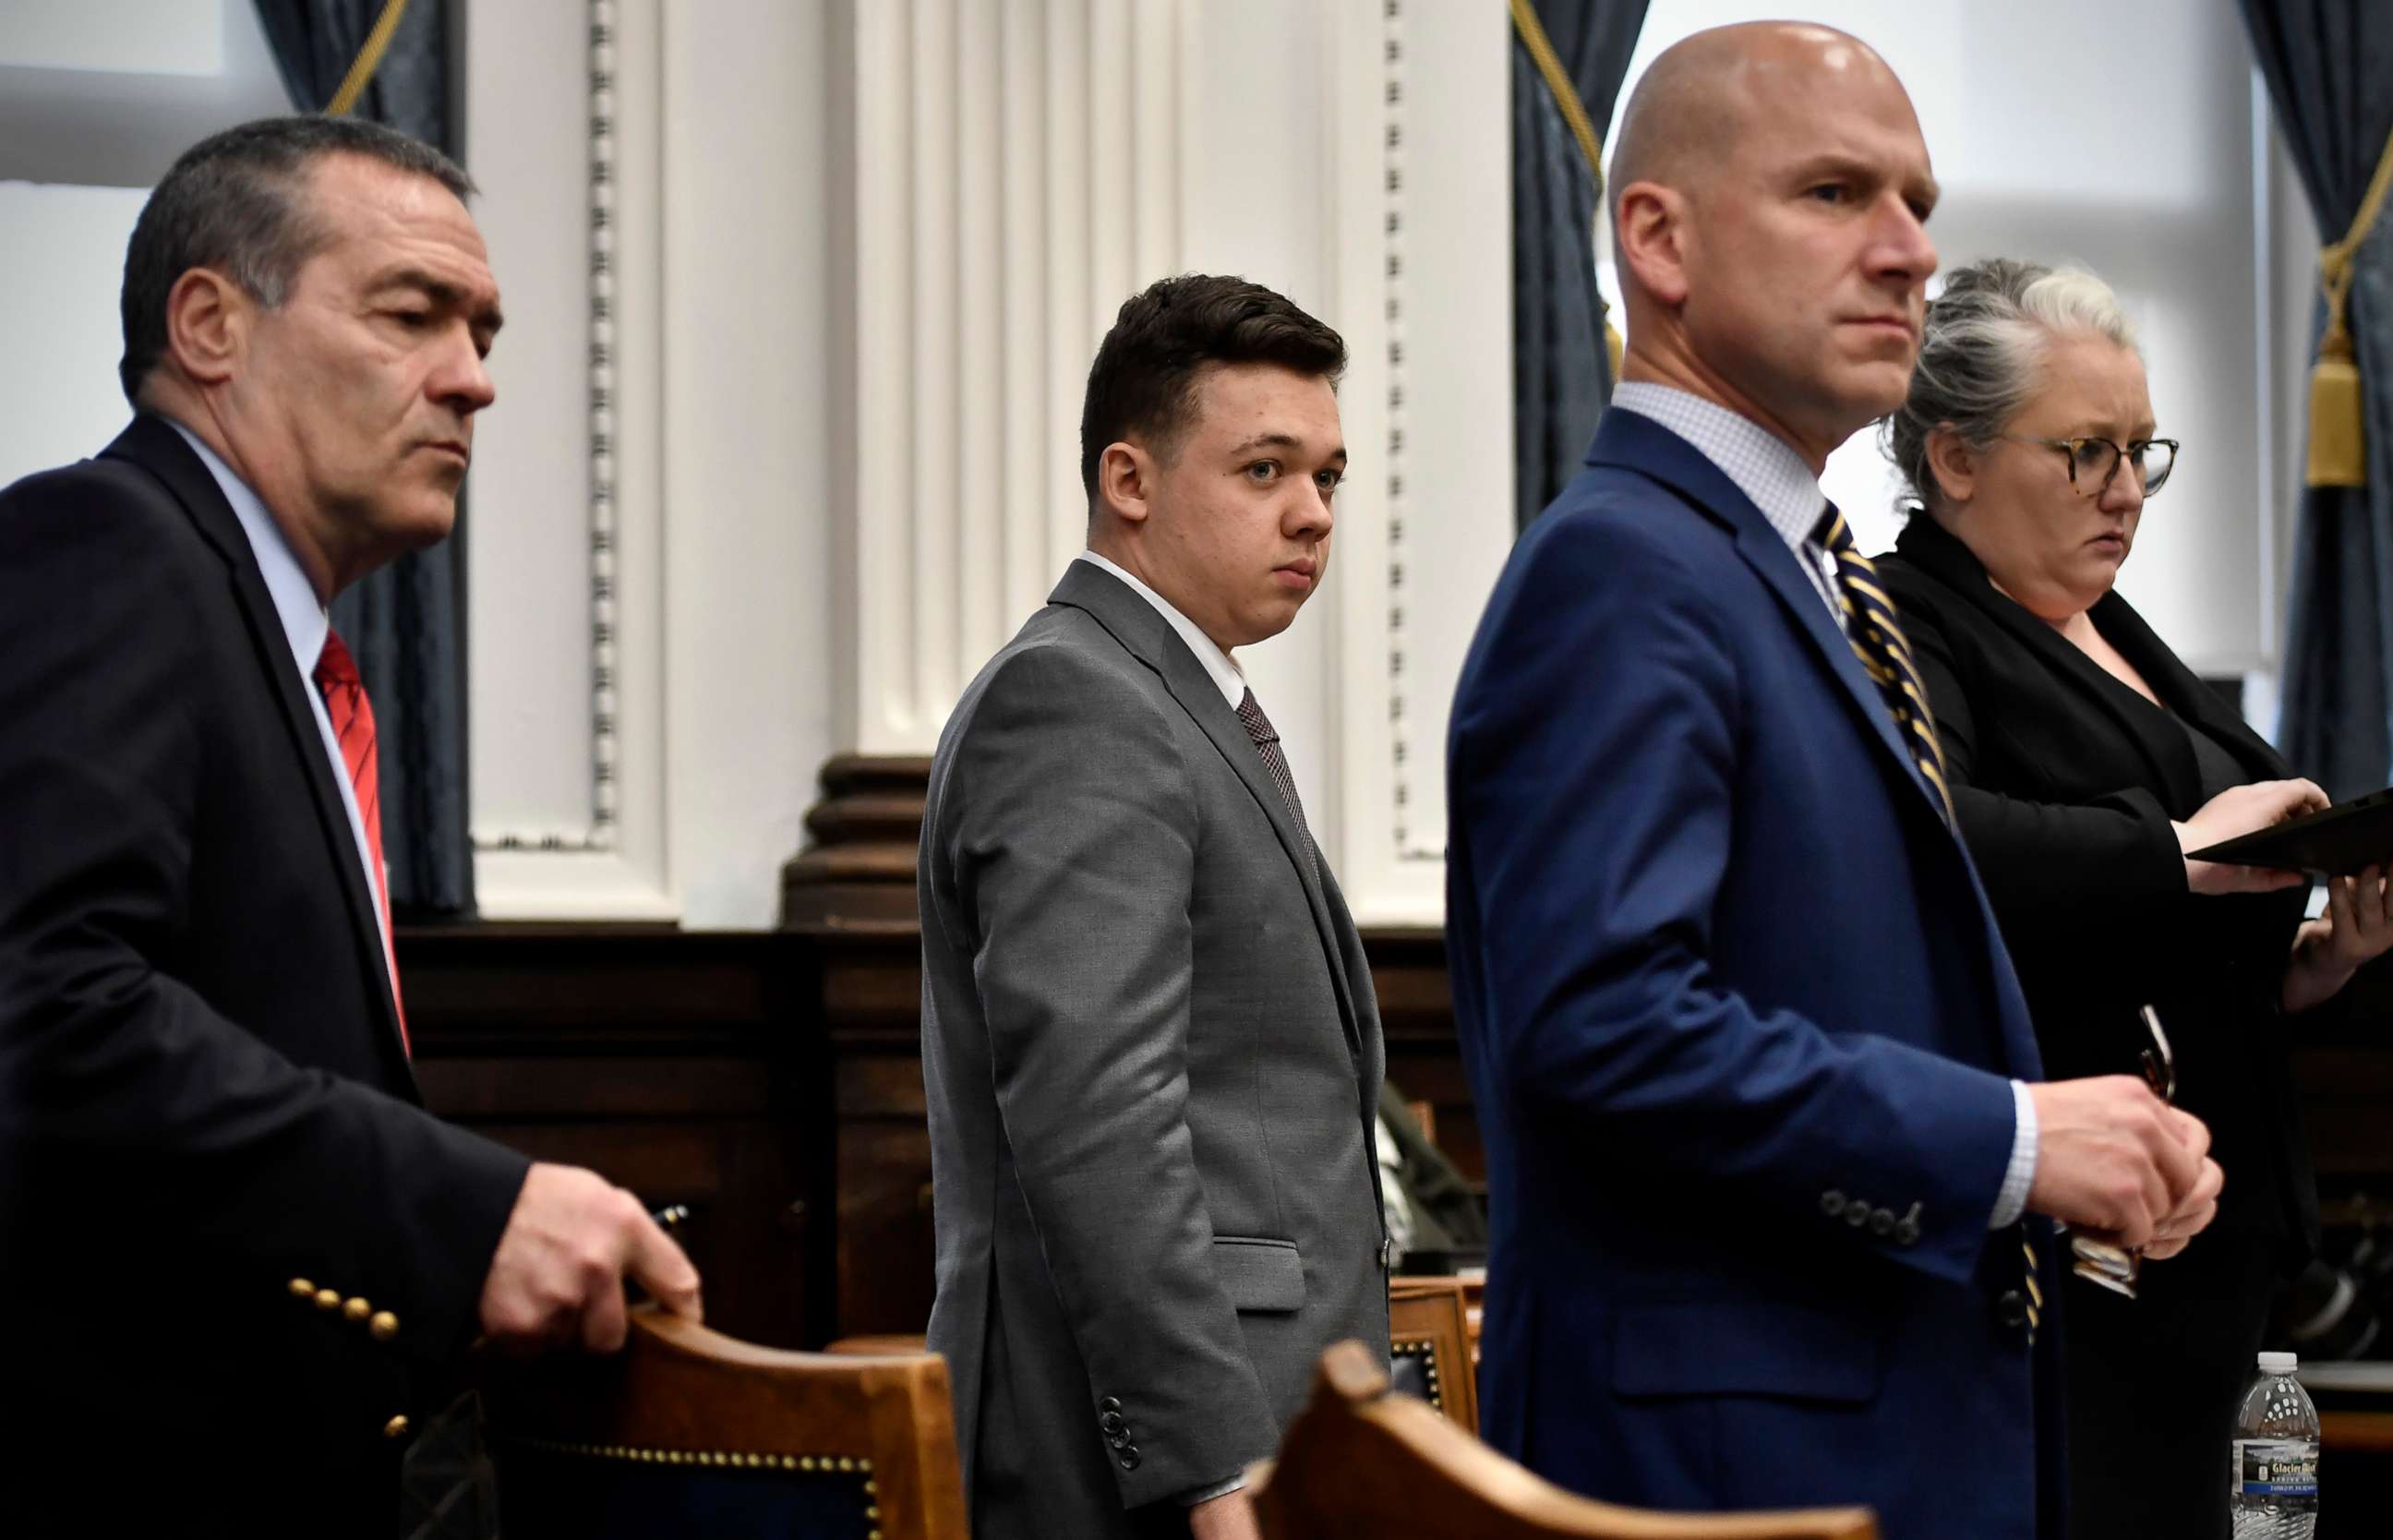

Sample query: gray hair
[119,115,474,404]
[1883,258,2139,514]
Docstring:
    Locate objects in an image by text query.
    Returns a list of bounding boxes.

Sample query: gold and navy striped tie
[1812,506,2038,1337]
[1811,506,1956,827]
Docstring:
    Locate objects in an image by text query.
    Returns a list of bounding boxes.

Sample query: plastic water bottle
[2231,1351,2320,1539]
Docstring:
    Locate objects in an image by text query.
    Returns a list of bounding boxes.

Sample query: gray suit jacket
[920,561,1389,1538]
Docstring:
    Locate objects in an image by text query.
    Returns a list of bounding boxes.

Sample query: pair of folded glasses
[2067,1005,2176,1299]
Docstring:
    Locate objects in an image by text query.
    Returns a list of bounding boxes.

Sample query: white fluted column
[843,0,1186,756]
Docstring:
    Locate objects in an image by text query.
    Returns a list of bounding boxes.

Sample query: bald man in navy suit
[1445,25,2222,1537]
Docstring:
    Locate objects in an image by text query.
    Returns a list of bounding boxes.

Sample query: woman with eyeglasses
[1873,257,2393,1536]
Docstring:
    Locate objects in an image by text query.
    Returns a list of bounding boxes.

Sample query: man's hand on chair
[478,1162,703,1352]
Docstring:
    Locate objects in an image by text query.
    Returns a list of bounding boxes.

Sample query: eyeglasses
[2002,435,2180,497]
[2069,1005,2176,1299]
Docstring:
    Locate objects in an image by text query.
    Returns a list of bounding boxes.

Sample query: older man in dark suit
[920,275,1387,1540]
[0,117,697,1537]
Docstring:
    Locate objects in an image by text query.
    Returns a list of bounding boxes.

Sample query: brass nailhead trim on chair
[1392,1336,1444,1410]
[504,1436,877,1478]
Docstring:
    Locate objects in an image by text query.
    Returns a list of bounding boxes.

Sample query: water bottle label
[2234,1439,2319,1505]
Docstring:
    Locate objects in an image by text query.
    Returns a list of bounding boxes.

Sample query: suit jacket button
[1107,1430,1130,1450]
[1994,1290,2028,1330]
[1894,1204,1922,1246]
[1099,1396,1123,1413]
[369,1311,400,1342]
[1118,1447,1141,1471]
[314,1288,342,1311]
[1845,1203,1870,1227]
[288,1278,317,1300]
[1100,1412,1126,1435]
[1820,1190,1846,1218]
[1870,1208,1895,1236]
[382,1415,411,1439]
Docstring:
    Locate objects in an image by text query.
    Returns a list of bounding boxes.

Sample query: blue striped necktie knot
[1810,506,1956,828]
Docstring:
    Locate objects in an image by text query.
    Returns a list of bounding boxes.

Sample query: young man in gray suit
[920,274,1389,1540]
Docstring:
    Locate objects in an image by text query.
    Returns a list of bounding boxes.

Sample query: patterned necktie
[315,630,408,1055]
[1234,688,1317,873]
[1811,506,1955,827]
[1813,511,2038,1336]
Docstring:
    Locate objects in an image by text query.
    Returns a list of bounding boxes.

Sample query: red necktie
[313,630,408,1056]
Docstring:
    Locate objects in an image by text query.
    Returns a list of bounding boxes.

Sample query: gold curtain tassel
[2301,112,2393,488]
[2307,327,2367,487]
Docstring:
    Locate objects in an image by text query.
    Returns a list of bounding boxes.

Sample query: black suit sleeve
[1895,581,2186,927]
[0,471,526,1364]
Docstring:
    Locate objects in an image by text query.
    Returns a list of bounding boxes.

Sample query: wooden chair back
[823,1333,932,1356]
[480,1307,967,1539]
[1388,1275,1479,1435]
[1250,1341,1878,1540]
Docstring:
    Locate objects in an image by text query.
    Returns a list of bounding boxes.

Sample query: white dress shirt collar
[1608,382,1830,560]
[164,419,331,677]
[162,418,387,948]
[1075,549,1246,710]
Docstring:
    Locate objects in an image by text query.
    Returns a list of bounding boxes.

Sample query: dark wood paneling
[2302,1048,2393,1178]
[1370,927,1484,1184]
[400,924,832,1350]
[813,933,939,1337]
[403,822,2393,1378]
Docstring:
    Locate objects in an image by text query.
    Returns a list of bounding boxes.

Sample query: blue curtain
[2243,0,2393,799]
[253,0,476,915]
[1510,0,1648,533]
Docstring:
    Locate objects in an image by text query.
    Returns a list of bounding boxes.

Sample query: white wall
[0,1,291,485]
[0,184,149,488]
[0,1,223,75]
[0,0,290,188]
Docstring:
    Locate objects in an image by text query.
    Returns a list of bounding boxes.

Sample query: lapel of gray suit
[1048,563,1365,1058]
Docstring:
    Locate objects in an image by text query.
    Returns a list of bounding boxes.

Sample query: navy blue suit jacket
[1446,409,2062,1537]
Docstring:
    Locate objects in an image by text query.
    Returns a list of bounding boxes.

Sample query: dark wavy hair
[1079,273,1346,502]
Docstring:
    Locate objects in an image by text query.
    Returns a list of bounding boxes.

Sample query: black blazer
[0,417,529,1533]
[1878,513,2317,1263]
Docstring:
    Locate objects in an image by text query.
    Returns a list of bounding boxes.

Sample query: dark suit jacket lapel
[1048,562,1365,1054]
[104,416,412,1077]
[1891,515,2264,810]
[1588,411,1949,827]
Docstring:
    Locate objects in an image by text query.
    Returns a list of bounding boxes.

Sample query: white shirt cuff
[1989,1078,2038,1230]
[1178,1474,1245,1506]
